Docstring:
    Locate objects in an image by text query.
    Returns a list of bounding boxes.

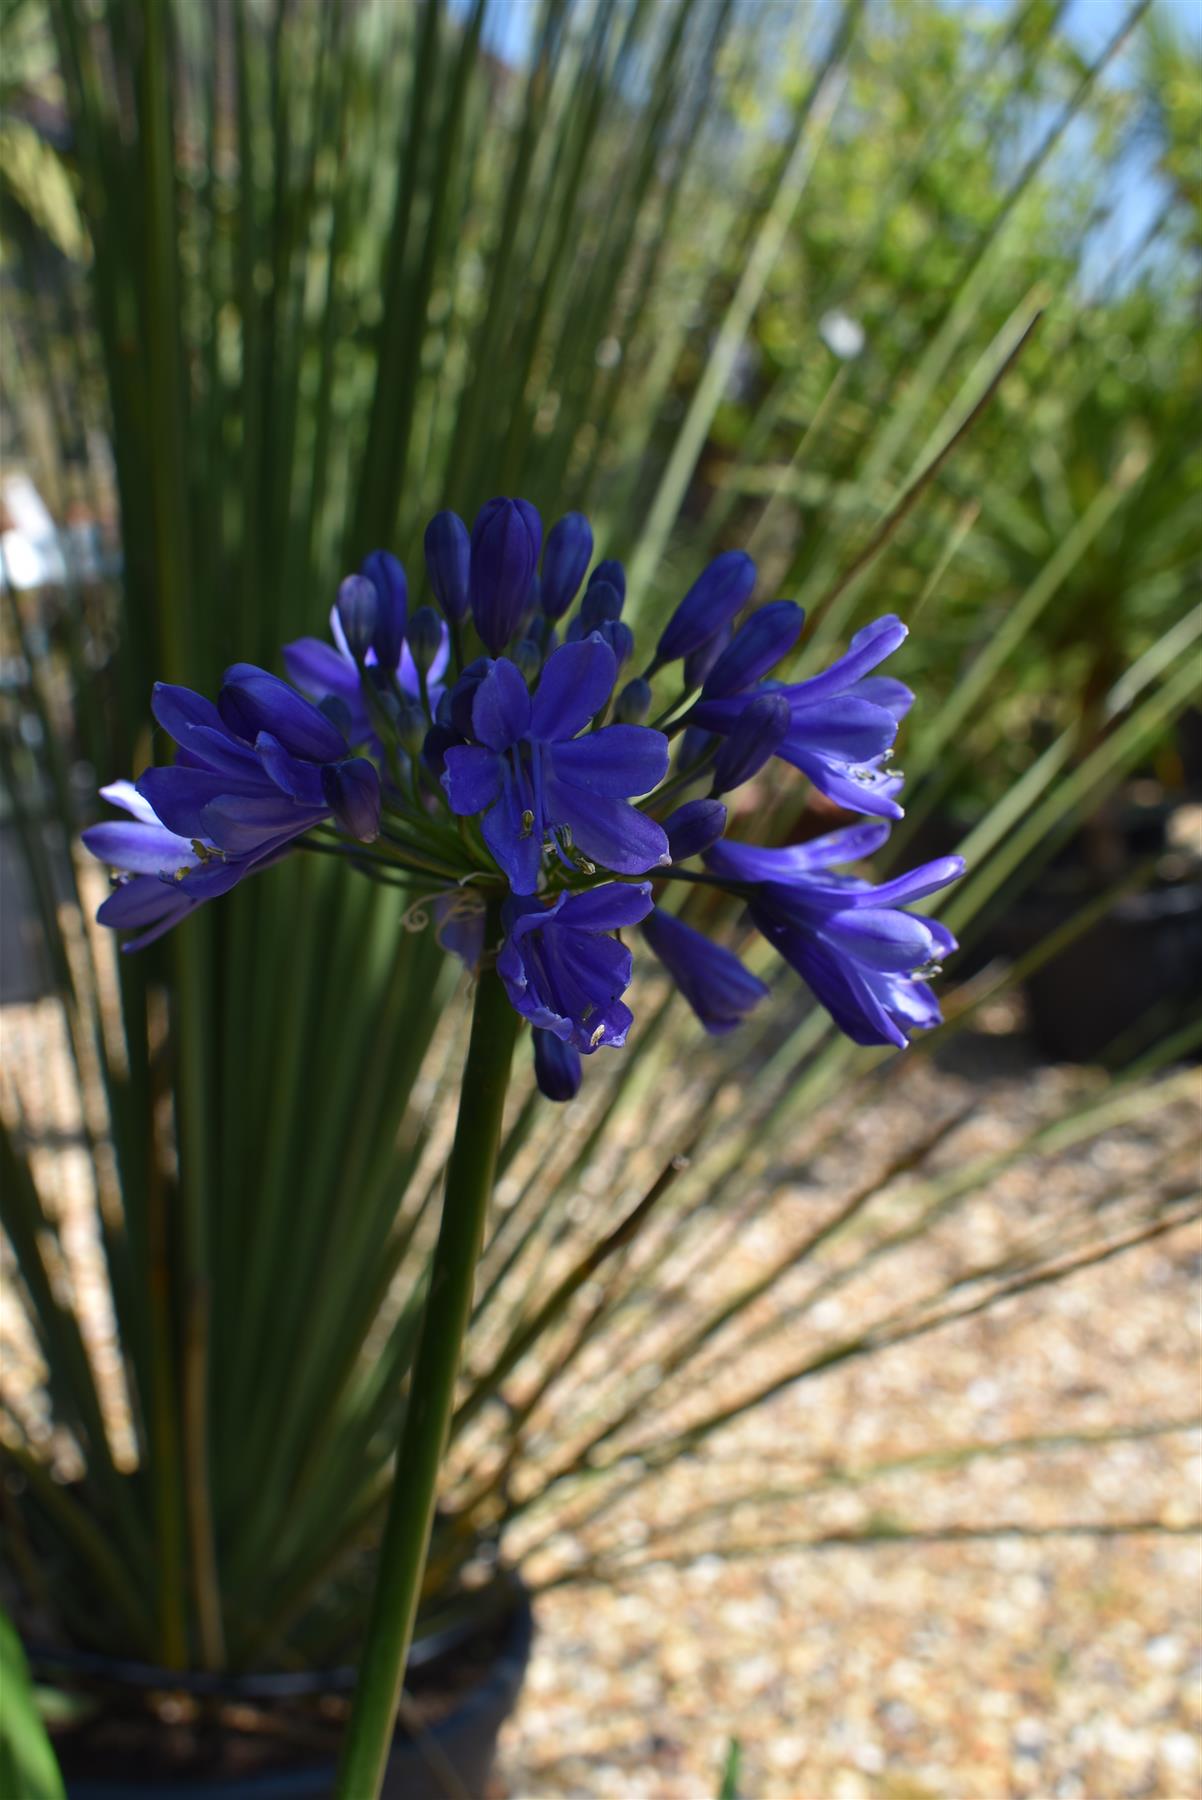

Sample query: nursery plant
[0,1,1197,1796]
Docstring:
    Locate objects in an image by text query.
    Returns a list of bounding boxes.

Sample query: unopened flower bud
[587,558,626,602]
[322,757,381,842]
[533,1027,582,1101]
[702,601,805,698]
[581,579,623,632]
[424,511,470,623]
[614,676,652,724]
[469,496,542,653]
[601,619,634,670]
[512,637,543,683]
[336,574,378,661]
[394,698,428,757]
[711,693,790,795]
[407,605,442,676]
[540,513,594,620]
[664,798,726,861]
[655,550,756,668]
[361,550,408,669]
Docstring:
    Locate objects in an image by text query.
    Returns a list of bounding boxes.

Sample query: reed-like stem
[335,899,518,1800]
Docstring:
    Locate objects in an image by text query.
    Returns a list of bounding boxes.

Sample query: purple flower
[441,637,670,893]
[533,1028,582,1101]
[706,821,963,1049]
[710,693,791,795]
[663,798,726,862]
[86,672,381,948]
[424,511,471,623]
[336,575,378,660]
[470,497,542,653]
[690,616,913,820]
[642,906,767,1035]
[540,513,594,620]
[283,587,449,746]
[498,882,654,1051]
[83,782,213,950]
[701,601,804,699]
[654,550,756,670]
[362,550,408,669]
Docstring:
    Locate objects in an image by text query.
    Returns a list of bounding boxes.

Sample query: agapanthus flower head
[706,822,963,1049]
[90,493,961,1089]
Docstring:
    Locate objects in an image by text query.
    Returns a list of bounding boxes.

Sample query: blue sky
[470,0,1195,284]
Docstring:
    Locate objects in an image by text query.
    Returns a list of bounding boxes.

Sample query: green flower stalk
[334,896,518,1800]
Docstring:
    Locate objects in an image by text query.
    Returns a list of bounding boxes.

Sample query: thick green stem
[335,902,518,1800]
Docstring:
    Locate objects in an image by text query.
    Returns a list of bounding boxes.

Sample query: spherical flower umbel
[86,494,964,1098]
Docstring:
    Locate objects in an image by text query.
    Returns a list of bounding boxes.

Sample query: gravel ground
[492,1028,1201,1800]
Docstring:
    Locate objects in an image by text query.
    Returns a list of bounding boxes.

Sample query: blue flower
[498,881,654,1051]
[532,1028,582,1101]
[641,906,767,1035]
[539,513,594,620]
[706,821,963,1049]
[83,781,214,950]
[86,673,381,948]
[690,616,913,819]
[441,637,670,893]
[424,511,471,623]
[710,692,791,796]
[653,550,756,670]
[283,580,449,746]
[361,549,408,668]
[663,798,727,862]
[700,601,804,699]
[470,497,542,653]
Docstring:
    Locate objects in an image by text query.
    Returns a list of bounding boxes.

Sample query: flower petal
[555,881,654,933]
[481,792,543,894]
[547,724,668,798]
[219,664,348,762]
[544,776,670,876]
[529,637,618,741]
[441,744,504,816]
[706,822,890,885]
[136,765,265,840]
[816,905,937,973]
[780,616,907,705]
[150,683,227,745]
[82,820,198,876]
[471,657,532,751]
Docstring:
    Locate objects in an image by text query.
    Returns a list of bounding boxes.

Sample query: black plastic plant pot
[1022,880,1202,1062]
[37,1583,534,1800]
